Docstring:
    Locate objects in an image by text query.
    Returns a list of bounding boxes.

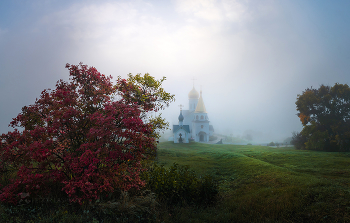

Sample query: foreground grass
[156,142,350,222]
[1,142,350,222]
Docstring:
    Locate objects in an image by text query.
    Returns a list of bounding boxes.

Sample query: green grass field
[156,142,350,223]
[1,142,350,222]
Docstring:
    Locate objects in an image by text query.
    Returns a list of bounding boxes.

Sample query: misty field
[156,142,350,222]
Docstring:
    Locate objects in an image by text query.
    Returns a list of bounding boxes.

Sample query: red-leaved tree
[0,63,174,204]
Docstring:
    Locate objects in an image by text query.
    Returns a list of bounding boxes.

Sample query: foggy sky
[1,0,350,143]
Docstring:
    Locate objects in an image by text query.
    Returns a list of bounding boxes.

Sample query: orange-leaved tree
[293,83,350,151]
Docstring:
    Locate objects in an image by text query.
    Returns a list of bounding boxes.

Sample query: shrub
[267,142,275,146]
[142,163,218,206]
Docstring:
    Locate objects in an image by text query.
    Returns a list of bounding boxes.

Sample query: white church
[172,86,214,143]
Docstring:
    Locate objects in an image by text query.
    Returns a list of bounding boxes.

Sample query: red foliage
[0,63,163,204]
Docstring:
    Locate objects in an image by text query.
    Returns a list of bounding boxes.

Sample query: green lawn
[156,142,350,223]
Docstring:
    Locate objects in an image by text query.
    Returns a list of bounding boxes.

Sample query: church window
[196,115,198,119]
[201,115,204,120]
[201,125,203,129]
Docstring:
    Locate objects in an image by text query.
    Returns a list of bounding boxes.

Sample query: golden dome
[188,86,199,99]
[195,91,207,113]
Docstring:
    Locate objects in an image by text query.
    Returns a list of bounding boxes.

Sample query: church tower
[192,90,210,142]
[173,107,190,143]
[178,109,184,126]
[188,86,199,112]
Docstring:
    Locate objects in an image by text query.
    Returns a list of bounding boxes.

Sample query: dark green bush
[142,163,218,206]
[291,131,307,150]
[267,142,275,146]
[0,191,158,223]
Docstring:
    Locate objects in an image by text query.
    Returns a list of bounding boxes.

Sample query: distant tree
[283,137,293,145]
[291,131,306,150]
[267,142,275,146]
[294,83,350,151]
[243,134,253,141]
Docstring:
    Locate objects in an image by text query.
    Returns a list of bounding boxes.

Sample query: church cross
[178,104,184,110]
[191,77,197,86]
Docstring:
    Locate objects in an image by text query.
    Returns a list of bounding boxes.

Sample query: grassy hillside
[1,142,350,222]
[156,142,350,222]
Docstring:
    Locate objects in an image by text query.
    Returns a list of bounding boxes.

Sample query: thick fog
[1,0,350,143]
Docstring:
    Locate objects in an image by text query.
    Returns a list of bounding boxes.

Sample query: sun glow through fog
[1,0,350,143]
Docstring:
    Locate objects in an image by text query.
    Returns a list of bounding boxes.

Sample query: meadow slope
[156,142,350,223]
